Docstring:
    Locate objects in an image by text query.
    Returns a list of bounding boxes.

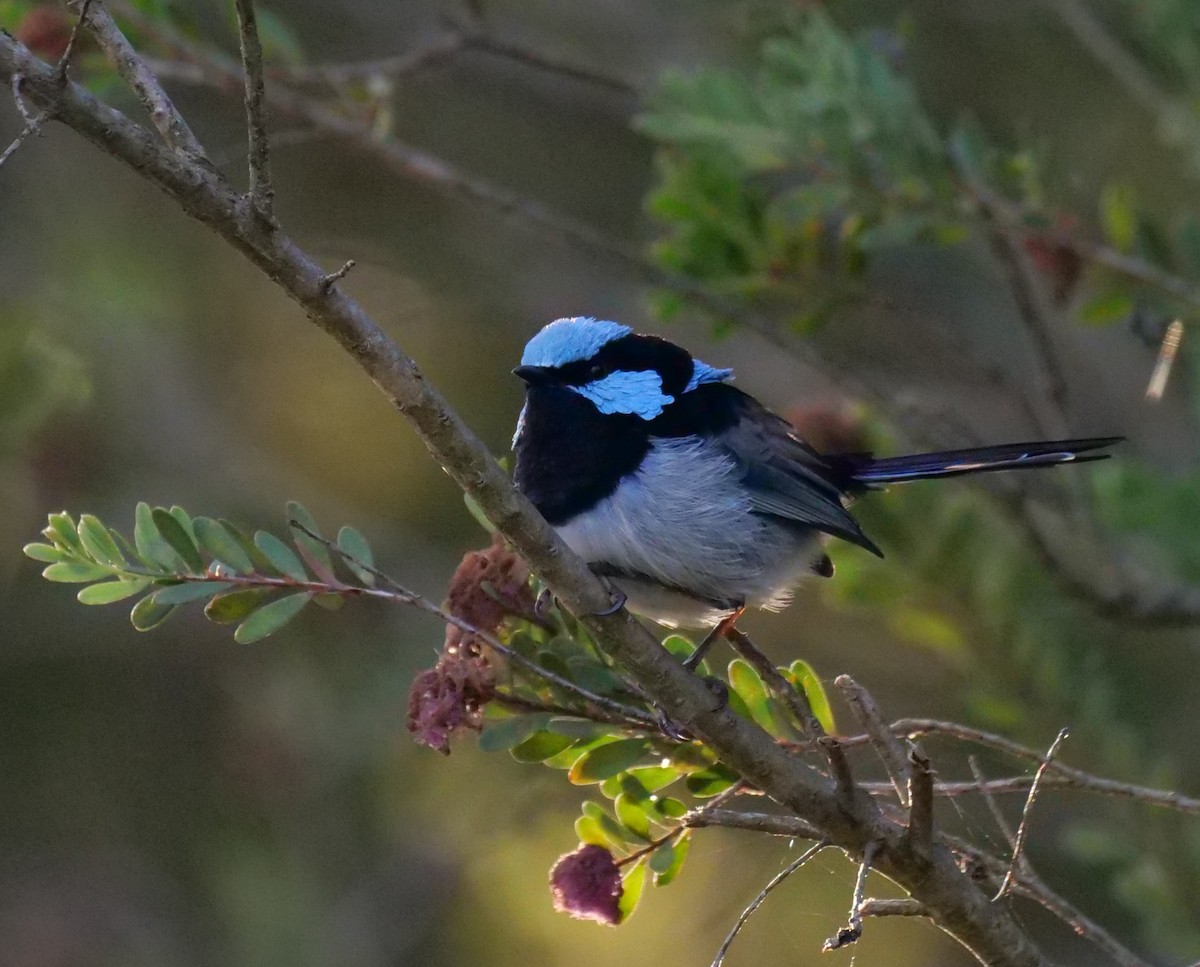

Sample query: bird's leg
[682,605,746,672]
[654,605,744,741]
[590,583,627,616]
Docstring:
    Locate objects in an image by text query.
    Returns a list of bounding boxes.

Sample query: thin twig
[318,259,356,292]
[81,1,208,159]
[905,743,934,855]
[0,91,47,170]
[233,0,274,221]
[288,519,660,729]
[969,756,1021,855]
[891,719,1200,815]
[835,674,911,806]
[710,841,828,967]
[823,840,881,951]
[725,627,856,802]
[57,0,96,82]
[860,898,928,918]
[995,728,1069,901]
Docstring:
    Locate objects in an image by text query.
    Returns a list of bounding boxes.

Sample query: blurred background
[2,1,1199,965]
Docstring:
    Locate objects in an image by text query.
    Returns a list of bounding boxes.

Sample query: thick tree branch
[0,31,1060,967]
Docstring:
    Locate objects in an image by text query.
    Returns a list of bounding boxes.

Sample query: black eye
[588,363,605,379]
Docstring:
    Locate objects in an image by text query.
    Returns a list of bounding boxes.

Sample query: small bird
[512,317,1119,631]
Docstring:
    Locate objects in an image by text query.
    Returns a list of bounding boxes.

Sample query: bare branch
[318,258,356,292]
[905,743,935,856]
[0,76,47,169]
[1048,0,1192,143]
[969,756,1021,855]
[892,719,1200,815]
[687,808,824,842]
[823,840,881,951]
[710,841,828,967]
[82,1,208,159]
[835,674,911,805]
[232,0,274,221]
[860,898,928,919]
[57,0,96,81]
[995,728,1069,901]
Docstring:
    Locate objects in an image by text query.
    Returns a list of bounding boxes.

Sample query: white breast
[554,436,821,626]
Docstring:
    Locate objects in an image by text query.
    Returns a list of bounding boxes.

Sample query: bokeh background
[2,1,1199,965]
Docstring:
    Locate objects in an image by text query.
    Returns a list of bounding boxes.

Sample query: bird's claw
[654,676,728,741]
[591,585,627,616]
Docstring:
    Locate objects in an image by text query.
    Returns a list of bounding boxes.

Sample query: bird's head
[514,317,733,420]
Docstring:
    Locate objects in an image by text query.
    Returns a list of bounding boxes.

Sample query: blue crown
[520,317,631,368]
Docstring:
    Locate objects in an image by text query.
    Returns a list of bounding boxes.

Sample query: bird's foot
[656,676,729,741]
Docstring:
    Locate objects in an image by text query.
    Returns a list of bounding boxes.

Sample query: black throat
[513,386,649,525]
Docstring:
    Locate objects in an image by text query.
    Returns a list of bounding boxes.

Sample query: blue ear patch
[521,317,631,368]
[571,370,674,420]
[685,359,734,392]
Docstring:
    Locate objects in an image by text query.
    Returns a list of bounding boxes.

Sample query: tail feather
[846,437,1122,486]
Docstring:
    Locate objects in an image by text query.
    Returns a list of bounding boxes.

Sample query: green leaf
[194,517,254,573]
[77,578,150,605]
[234,592,312,643]
[1077,293,1135,326]
[463,491,496,534]
[477,714,551,752]
[782,660,836,734]
[42,561,113,583]
[254,531,308,582]
[512,731,576,763]
[618,858,648,923]
[336,525,375,585]
[205,588,272,624]
[581,801,639,847]
[568,739,649,784]
[575,816,610,848]
[130,595,177,631]
[78,514,127,567]
[728,659,778,732]
[1100,183,1137,252]
[134,501,177,570]
[650,796,687,821]
[653,832,690,886]
[649,843,676,875]
[614,794,652,840]
[152,580,233,606]
[169,506,197,542]
[286,501,334,579]
[23,542,70,563]
[152,507,204,573]
[45,512,82,552]
[219,520,280,575]
[685,763,740,798]
[546,717,613,740]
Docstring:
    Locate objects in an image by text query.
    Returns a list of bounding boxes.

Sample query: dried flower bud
[1021,214,1083,305]
[15,6,75,62]
[787,401,868,454]
[405,652,495,755]
[443,533,536,637]
[549,844,623,926]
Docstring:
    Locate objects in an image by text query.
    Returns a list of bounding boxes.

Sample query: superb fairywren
[512,317,1118,630]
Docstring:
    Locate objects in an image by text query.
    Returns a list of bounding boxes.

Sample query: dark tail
[845,437,1122,486]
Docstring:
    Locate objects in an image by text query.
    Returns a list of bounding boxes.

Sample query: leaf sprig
[24,501,378,642]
